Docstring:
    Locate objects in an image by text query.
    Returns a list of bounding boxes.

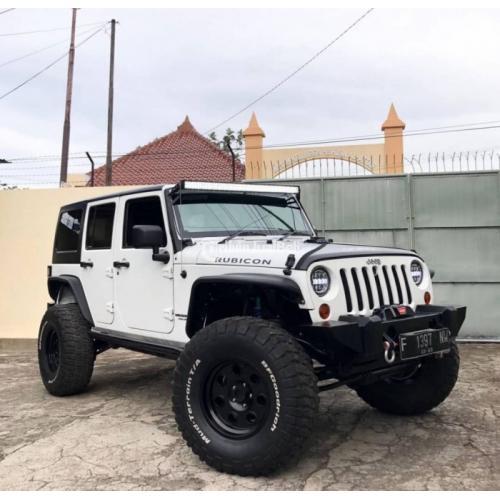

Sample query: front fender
[185,273,304,336]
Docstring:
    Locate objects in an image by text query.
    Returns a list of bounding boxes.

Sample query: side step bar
[91,328,182,360]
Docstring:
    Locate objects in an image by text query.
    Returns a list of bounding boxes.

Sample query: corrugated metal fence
[254,170,500,338]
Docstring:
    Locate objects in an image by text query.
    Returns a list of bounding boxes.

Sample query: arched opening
[274,157,374,179]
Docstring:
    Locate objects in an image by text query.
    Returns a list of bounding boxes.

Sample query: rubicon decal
[215,257,272,265]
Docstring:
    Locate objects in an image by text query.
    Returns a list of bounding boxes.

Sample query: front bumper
[300,305,466,372]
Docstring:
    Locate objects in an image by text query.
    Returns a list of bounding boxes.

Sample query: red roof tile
[91,116,245,186]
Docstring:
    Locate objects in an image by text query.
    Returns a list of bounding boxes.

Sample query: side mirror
[131,225,170,264]
[131,225,165,248]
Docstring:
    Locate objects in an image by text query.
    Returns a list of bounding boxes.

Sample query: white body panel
[79,198,119,325]
[49,183,433,350]
[112,191,175,335]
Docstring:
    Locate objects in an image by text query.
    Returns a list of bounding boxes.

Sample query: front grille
[341,264,413,314]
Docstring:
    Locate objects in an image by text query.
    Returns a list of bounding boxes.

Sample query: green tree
[209,128,243,159]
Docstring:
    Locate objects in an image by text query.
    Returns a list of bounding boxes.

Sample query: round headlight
[410,260,424,286]
[311,267,330,296]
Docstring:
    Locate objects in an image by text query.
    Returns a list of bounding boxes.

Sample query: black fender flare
[185,273,304,336]
[47,275,94,325]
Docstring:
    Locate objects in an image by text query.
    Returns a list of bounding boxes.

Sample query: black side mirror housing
[131,225,170,264]
[131,225,165,248]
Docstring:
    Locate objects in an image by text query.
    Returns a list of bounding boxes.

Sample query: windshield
[173,192,313,239]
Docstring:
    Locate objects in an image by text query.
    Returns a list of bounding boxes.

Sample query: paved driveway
[0,343,498,490]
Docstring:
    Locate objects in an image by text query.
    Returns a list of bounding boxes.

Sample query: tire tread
[38,304,94,396]
[172,316,319,476]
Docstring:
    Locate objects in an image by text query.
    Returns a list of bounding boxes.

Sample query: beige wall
[0,186,135,339]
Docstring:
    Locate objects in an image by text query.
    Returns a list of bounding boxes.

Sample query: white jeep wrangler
[39,180,466,476]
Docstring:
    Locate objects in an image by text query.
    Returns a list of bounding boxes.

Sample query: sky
[1,7,500,185]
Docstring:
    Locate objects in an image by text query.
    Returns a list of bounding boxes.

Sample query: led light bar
[180,180,300,195]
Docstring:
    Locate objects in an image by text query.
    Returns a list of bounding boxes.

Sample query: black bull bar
[299,305,467,369]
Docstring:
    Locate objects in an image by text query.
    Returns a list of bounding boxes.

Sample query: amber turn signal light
[424,291,431,304]
[319,303,330,320]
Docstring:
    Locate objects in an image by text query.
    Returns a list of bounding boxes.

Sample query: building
[243,104,406,179]
[91,116,244,186]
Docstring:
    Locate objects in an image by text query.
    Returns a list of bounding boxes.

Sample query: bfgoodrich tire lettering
[355,343,460,415]
[172,316,319,476]
[38,304,95,396]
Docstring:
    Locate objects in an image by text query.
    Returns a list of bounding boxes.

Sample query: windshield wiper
[219,230,269,244]
[277,230,311,241]
[257,205,294,231]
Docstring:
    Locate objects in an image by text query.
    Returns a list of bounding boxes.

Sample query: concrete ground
[0,342,498,490]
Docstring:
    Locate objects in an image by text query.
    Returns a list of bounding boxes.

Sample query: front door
[113,193,175,334]
[80,200,117,325]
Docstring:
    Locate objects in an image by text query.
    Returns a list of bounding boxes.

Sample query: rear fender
[47,275,93,325]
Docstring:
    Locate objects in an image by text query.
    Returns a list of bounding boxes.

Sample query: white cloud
[1,7,500,186]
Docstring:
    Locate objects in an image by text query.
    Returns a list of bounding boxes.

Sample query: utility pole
[105,19,116,186]
[59,8,77,187]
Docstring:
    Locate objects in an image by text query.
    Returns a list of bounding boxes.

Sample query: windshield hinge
[162,267,174,280]
[283,254,296,276]
[163,308,174,321]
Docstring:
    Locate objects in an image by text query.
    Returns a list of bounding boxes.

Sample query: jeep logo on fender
[366,258,381,266]
[215,257,272,265]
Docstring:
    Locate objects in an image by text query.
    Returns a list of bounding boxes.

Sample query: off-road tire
[355,343,460,415]
[172,316,319,476]
[38,304,95,396]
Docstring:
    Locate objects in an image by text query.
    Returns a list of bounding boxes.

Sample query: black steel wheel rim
[203,360,272,438]
[44,327,60,374]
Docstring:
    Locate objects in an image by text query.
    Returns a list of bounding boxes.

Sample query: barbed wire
[5,121,500,165]
[1,150,499,188]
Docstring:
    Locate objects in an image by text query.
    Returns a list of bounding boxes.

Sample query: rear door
[113,192,175,334]
[80,200,117,325]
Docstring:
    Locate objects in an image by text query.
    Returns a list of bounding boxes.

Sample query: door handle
[80,261,93,268]
[113,260,130,269]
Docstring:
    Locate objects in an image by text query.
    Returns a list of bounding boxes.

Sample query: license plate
[399,328,451,360]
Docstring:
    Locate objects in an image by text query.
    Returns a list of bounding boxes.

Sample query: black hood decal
[295,242,417,270]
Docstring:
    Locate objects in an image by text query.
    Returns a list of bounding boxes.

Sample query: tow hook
[383,334,397,364]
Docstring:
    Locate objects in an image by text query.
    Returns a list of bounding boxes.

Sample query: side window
[86,203,115,250]
[123,196,166,248]
[54,208,83,253]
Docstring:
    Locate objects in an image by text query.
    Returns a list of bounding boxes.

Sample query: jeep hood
[175,238,417,270]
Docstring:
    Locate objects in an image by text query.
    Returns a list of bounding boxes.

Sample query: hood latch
[283,254,296,276]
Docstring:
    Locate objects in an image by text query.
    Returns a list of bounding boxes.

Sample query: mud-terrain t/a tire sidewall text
[38,303,95,397]
[172,317,319,476]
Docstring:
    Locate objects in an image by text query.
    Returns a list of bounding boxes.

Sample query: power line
[4,121,500,165]
[0,8,15,15]
[0,25,107,69]
[251,124,500,150]
[270,124,500,149]
[8,116,500,163]
[0,21,104,37]
[206,8,374,133]
[0,25,106,101]
[262,119,500,150]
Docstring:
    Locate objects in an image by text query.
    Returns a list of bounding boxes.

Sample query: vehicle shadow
[83,350,493,490]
